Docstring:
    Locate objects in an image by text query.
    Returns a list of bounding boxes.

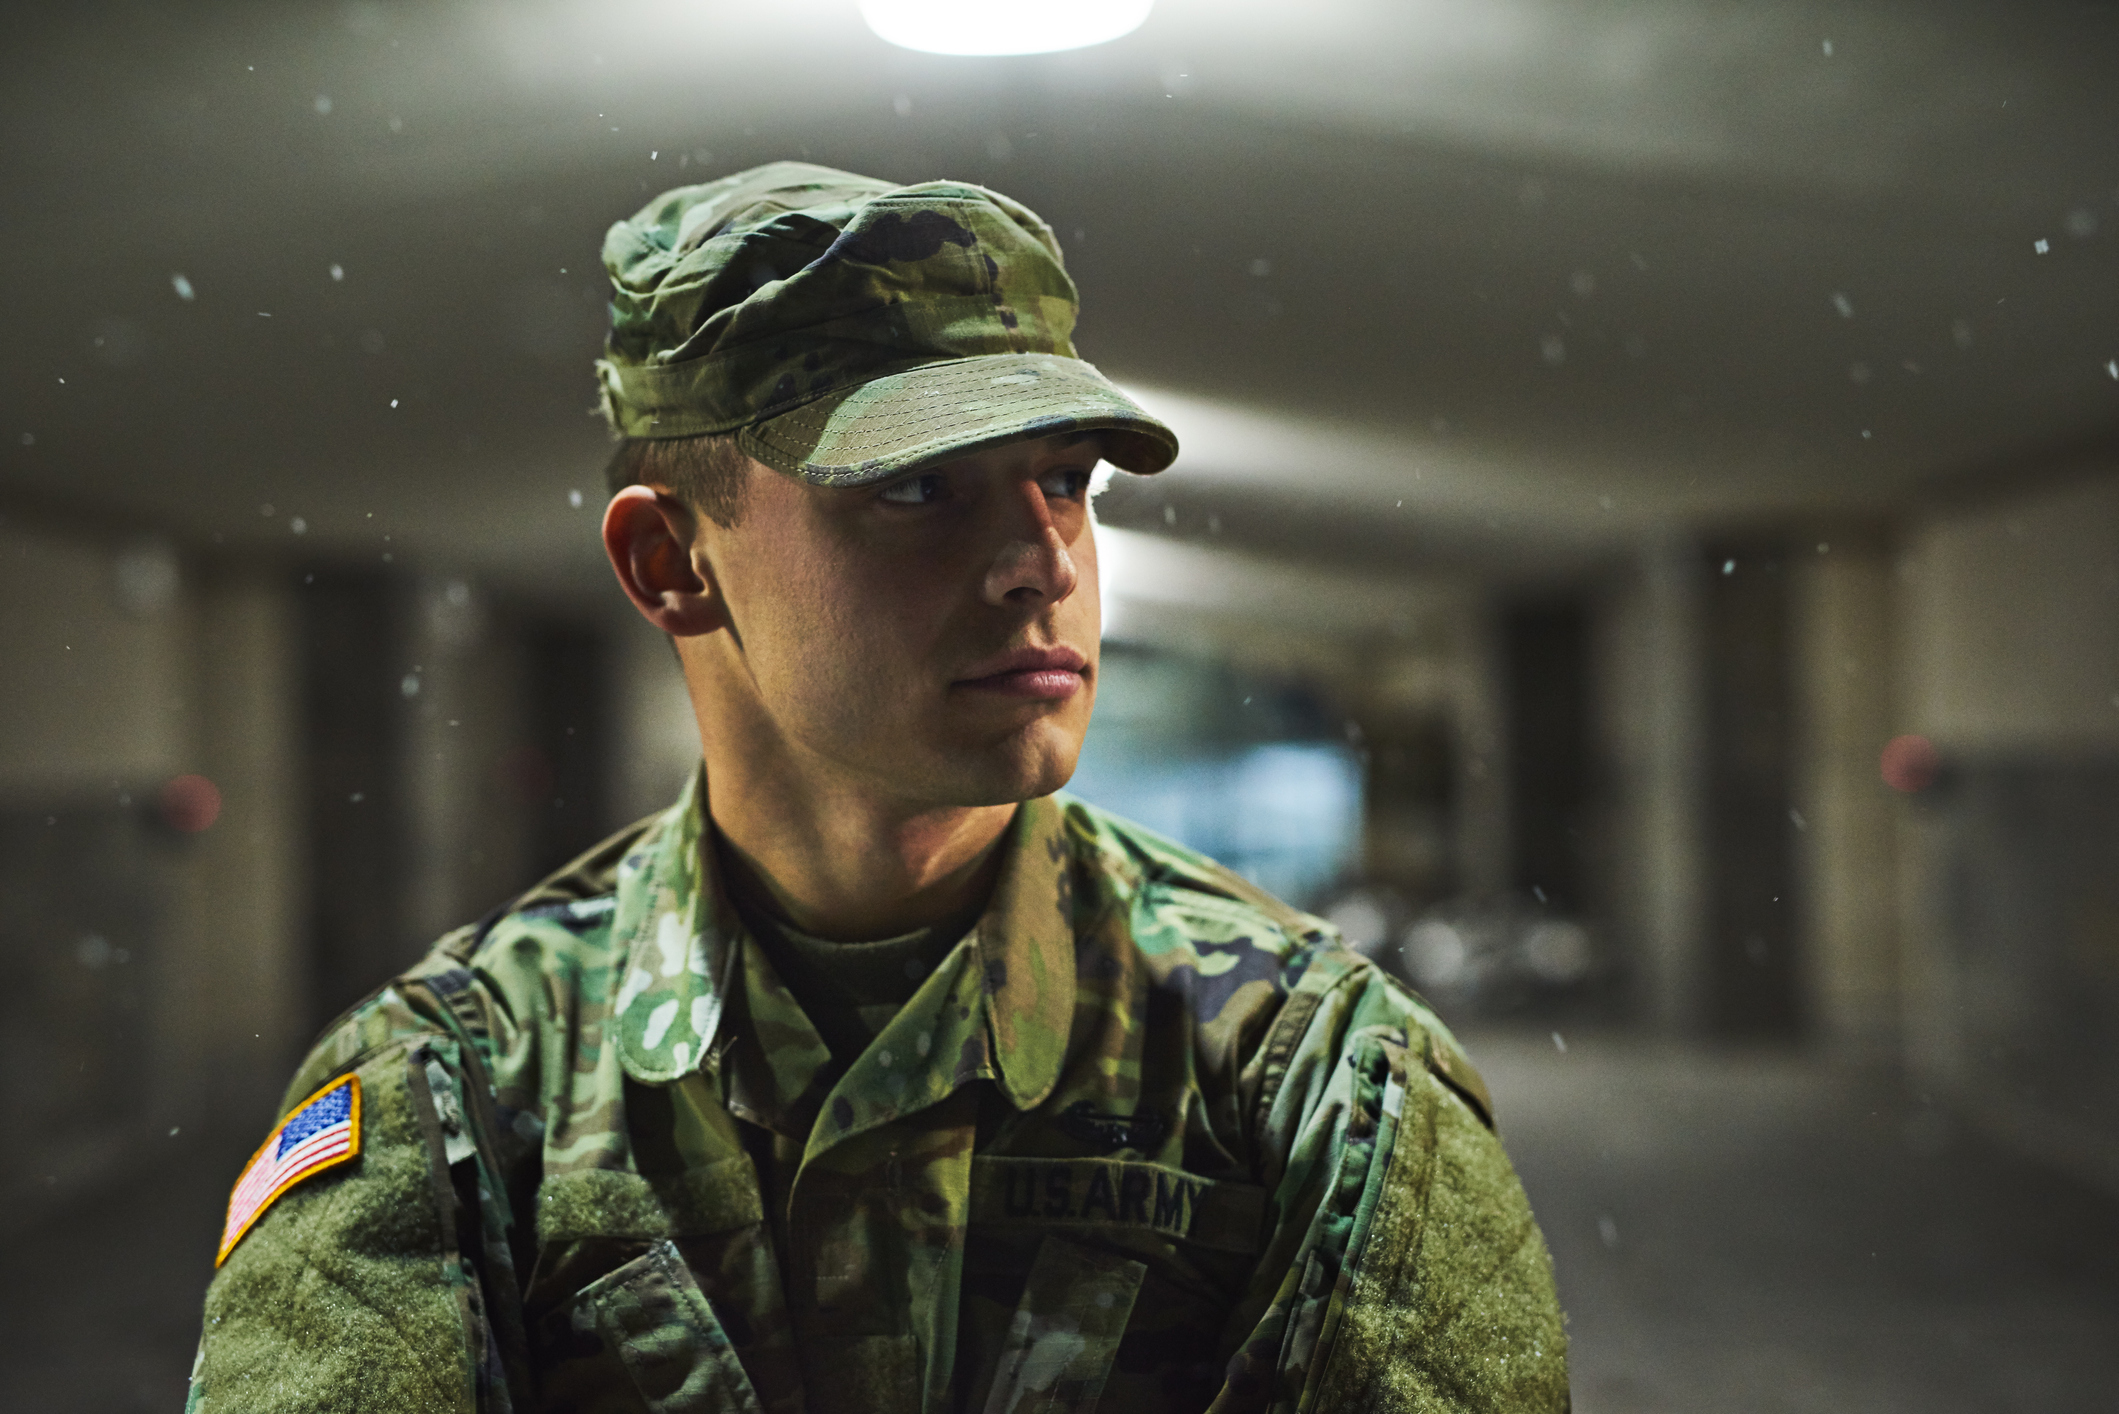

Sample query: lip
[953,644,1089,700]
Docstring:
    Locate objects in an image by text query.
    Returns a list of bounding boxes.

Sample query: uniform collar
[608,769,737,1084]
[612,768,1077,1120]
[966,792,1076,1111]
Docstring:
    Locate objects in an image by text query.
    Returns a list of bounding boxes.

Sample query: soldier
[188,163,1569,1412]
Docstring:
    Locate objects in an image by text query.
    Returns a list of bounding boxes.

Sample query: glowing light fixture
[859,0,1153,56]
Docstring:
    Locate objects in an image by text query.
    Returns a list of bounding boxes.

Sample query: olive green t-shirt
[744,910,964,1067]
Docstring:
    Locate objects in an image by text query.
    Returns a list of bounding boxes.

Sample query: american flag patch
[217,1075,362,1266]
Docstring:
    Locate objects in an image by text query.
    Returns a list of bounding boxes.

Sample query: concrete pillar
[0,521,196,1215]
[0,524,186,789]
[1891,473,2119,1190]
[1790,534,1901,1055]
[158,563,307,1130]
[401,574,537,942]
[1599,538,1707,1033]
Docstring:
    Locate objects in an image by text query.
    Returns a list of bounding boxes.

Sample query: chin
[926,720,1083,807]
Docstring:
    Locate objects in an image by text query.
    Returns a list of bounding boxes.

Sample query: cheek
[762,554,861,676]
[744,542,938,722]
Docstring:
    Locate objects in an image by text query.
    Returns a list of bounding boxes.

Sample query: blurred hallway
[6,1030,2115,1413]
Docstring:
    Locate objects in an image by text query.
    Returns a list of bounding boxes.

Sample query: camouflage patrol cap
[596,161,1178,485]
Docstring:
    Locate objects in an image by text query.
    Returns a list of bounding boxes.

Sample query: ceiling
[4,0,2117,596]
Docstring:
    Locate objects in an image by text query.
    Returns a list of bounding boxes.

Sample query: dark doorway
[298,567,412,1031]
[1362,709,1457,908]
[1699,543,1803,1037]
[1503,601,1593,914]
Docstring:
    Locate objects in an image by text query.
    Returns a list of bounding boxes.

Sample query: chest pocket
[579,1240,763,1414]
[966,1156,1264,1408]
[983,1237,1146,1414]
[541,1159,775,1413]
[969,1156,1267,1256]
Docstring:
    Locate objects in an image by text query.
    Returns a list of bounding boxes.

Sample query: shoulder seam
[1248,952,1367,1140]
[288,1033,431,1107]
[461,811,659,947]
[1061,794,1335,949]
[1421,1031,1496,1130]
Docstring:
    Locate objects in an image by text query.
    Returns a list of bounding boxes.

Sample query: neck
[709,773,1014,941]
[686,679,1015,943]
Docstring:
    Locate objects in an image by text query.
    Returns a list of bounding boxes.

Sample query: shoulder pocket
[578,1239,765,1414]
[198,1044,479,1413]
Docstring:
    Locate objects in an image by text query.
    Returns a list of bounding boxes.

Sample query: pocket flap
[540,1158,764,1245]
[982,1237,1146,1414]
[581,1240,763,1414]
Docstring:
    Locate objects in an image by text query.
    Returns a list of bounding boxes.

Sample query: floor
[3,1030,2115,1411]
[1472,1028,2119,1414]
[1,1122,229,1412]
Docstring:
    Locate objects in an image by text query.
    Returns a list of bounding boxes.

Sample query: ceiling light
[859,0,1153,56]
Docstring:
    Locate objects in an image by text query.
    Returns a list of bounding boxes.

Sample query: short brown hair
[602,433,752,529]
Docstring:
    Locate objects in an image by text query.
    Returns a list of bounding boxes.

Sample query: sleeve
[185,960,532,1414]
[1214,967,1570,1414]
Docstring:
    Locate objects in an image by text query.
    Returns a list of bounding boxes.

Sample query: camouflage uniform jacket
[191,774,1569,1413]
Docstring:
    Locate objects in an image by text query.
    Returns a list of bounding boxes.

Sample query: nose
[982,476,1079,607]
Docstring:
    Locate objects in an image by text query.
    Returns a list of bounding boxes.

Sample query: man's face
[686,433,1104,810]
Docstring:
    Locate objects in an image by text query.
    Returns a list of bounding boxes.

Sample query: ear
[602,487,728,636]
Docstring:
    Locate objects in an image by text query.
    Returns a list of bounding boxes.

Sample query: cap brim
[735,354,1177,486]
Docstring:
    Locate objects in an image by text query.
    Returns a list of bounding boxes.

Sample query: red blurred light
[160,774,223,832]
[1880,735,1939,793]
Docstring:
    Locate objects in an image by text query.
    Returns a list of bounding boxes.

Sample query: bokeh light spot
[1880,735,1939,793]
[159,774,223,832]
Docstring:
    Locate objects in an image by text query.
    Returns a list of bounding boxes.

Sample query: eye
[1038,467,1092,501]
[878,472,948,505]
